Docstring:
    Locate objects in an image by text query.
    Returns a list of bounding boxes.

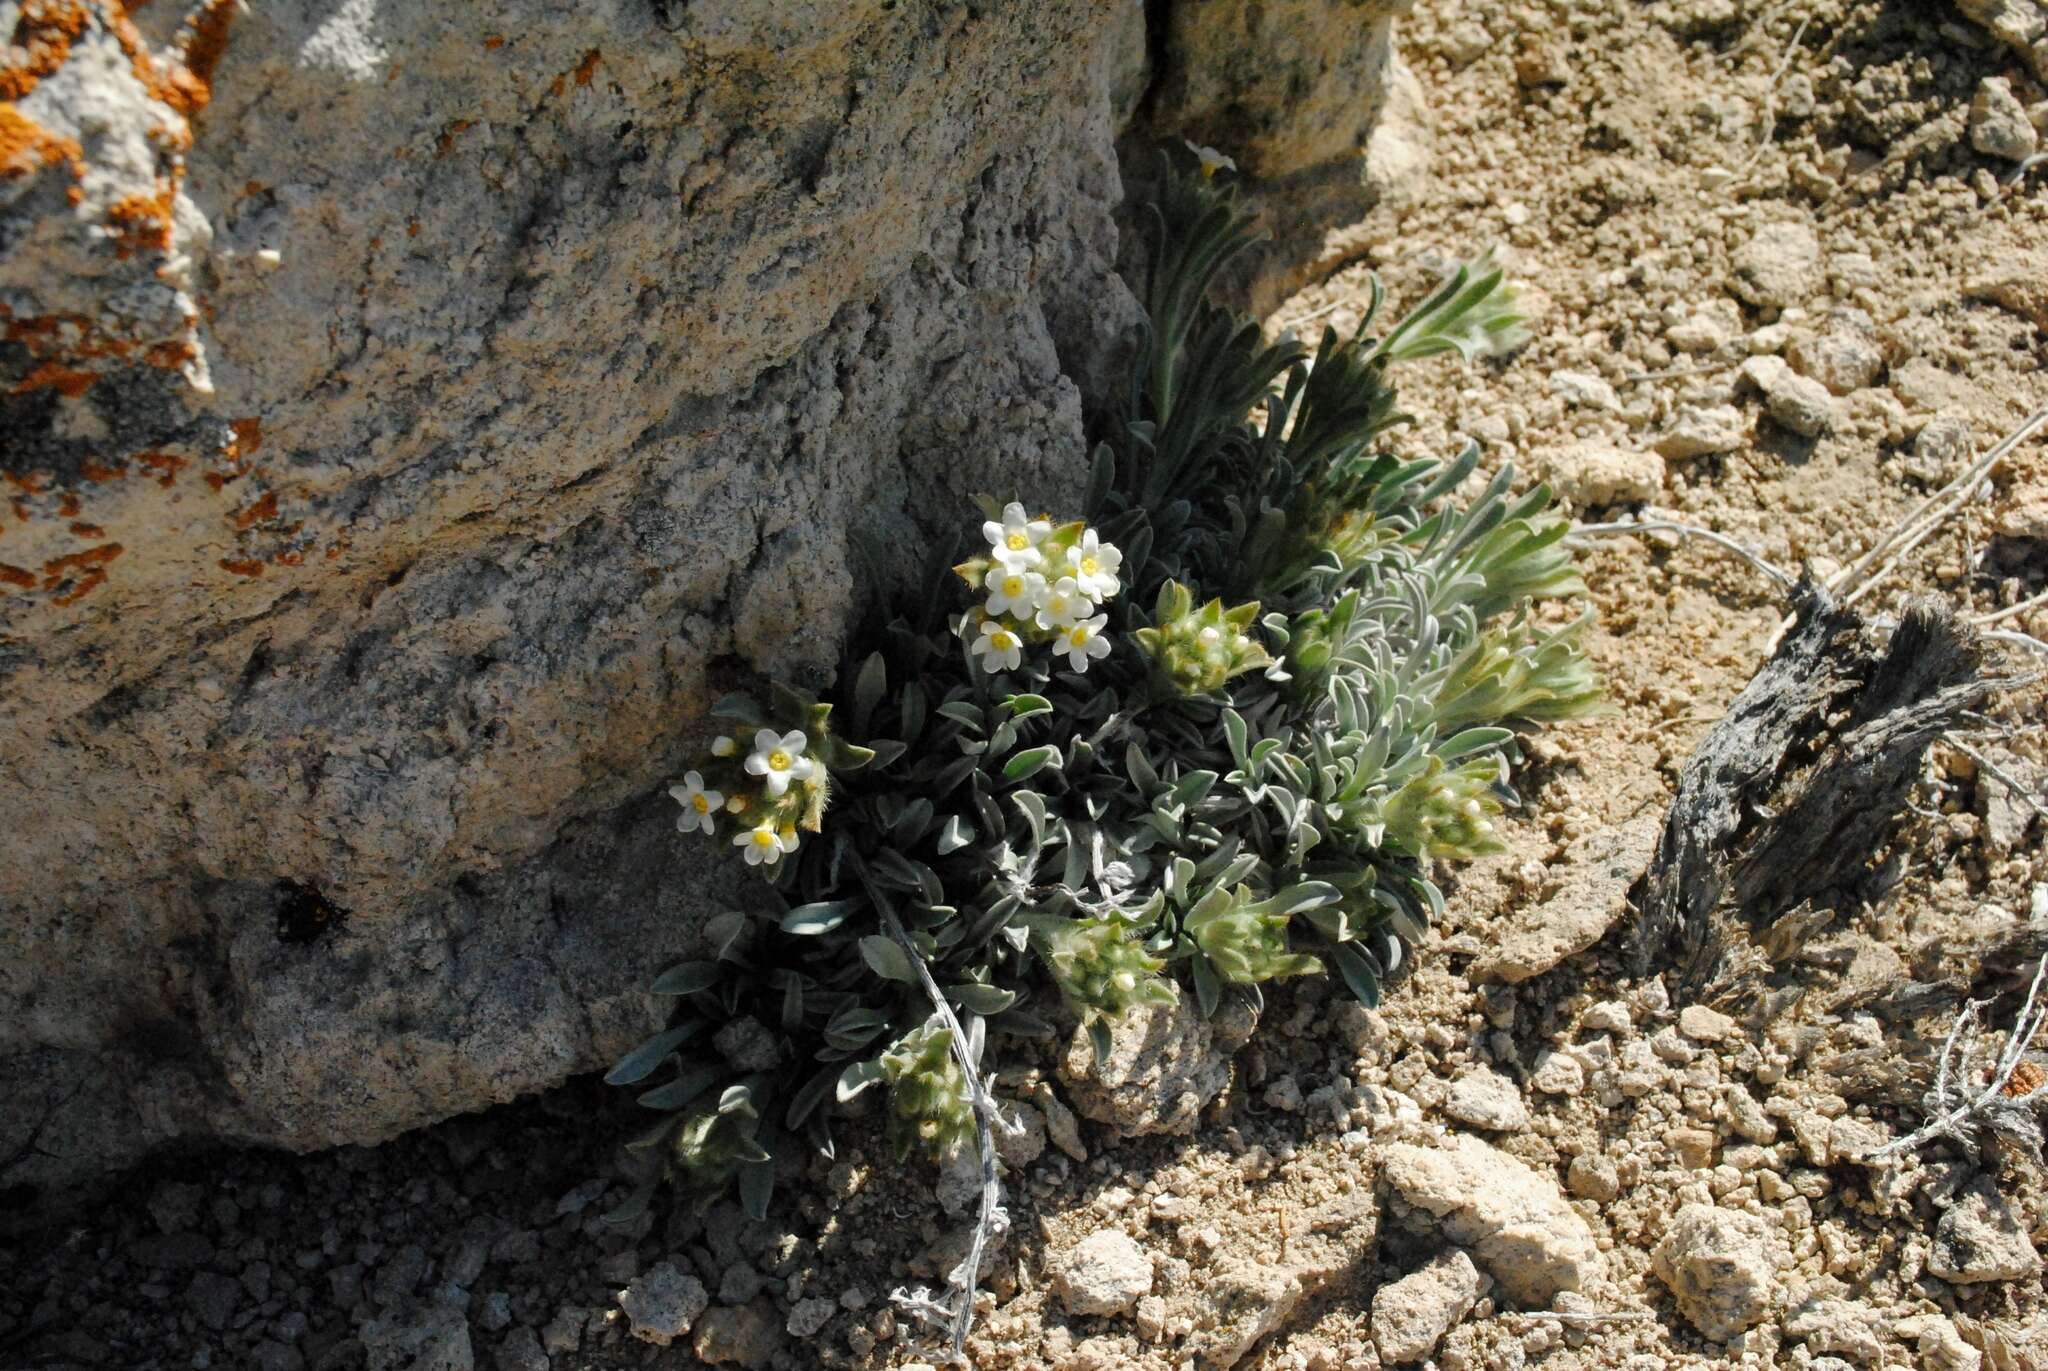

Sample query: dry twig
[1570,518,1796,591]
[1866,953,2048,1162]
[881,907,1023,1366]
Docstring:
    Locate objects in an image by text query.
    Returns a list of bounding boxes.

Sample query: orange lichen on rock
[218,557,264,577]
[105,186,175,256]
[69,521,103,537]
[228,416,262,456]
[11,359,97,396]
[0,100,83,177]
[42,540,122,603]
[572,49,602,87]
[167,0,237,115]
[483,34,505,50]
[0,1,90,102]
[145,339,197,369]
[0,563,36,589]
[135,450,185,486]
[228,489,278,530]
[435,119,473,156]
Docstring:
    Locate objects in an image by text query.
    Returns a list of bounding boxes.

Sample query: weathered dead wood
[1628,579,1994,1007]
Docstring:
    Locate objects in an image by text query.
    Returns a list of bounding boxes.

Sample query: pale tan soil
[4,3,2045,1370]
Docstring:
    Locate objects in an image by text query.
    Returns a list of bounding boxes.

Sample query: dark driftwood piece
[1629,579,1994,1007]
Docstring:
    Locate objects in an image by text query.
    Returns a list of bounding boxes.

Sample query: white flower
[709,735,737,757]
[1184,141,1236,178]
[1035,577,1089,631]
[1068,529,1122,601]
[668,770,725,835]
[971,620,1024,673]
[733,821,799,866]
[982,501,1051,570]
[983,565,1047,618]
[1058,614,1112,673]
[744,728,815,798]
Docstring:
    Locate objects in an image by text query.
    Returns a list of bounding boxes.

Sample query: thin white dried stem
[1984,629,2048,657]
[1977,588,2048,627]
[1570,519,1796,590]
[880,905,1021,1366]
[1619,359,1737,385]
[1944,737,2048,826]
[1834,407,2048,610]
[1867,953,2048,1161]
[1732,16,1813,177]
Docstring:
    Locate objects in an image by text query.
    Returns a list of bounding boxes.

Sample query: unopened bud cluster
[1382,755,1507,861]
[1186,886,1324,984]
[879,1020,977,1159]
[1045,916,1178,1022]
[1135,580,1272,695]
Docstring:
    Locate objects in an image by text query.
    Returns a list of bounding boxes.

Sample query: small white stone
[1056,1230,1154,1316]
[1371,1250,1487,1365]
[617,1263,709,1348]
[1444,1066,1530,1132]
[1655,403,1748,459]
[1530,1050,1585,1096]
[1970,77,2039,162]
[1583,1001,1633,1034]
[1552,370,1621,411]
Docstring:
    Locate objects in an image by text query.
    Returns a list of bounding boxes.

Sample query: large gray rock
[0,1,1403,1201]
[1123,0,1414,316]
[0,0,1145,1198]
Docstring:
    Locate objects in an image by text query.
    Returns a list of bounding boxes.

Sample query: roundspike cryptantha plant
[607,150,1602,1332]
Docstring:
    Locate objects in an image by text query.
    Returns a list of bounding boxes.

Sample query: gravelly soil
[4,2,2045,1369]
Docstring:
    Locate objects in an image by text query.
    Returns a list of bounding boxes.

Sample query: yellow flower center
[768,749,791,770]
[1070,627,1089,647]
[1080,556,1099,575]
[1002,576,1023,596]
[751,828,777,847]
[994,632,1016,649]
[1006,532,1029,551]
[691,794,710,812]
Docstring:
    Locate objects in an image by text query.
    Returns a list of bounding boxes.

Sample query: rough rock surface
[1930,1179,2042,1284]
[1056,1230,1154,1317]
[1125,0,1413,317]
[616,1261,706,1347]
[1650,1203,1786,1340]
[1380,1134,1602,1304]
[1741,354,1839,437]
[1729,221,1822,310]
[1536,442,1663,511]
[1370,1249,1486,1365]
[0,0,1243,1196]
[1061,997,1254,1137]
[1443,1066,1529,1132]
[1470,814,1662,983]
[1954,0,2048,81]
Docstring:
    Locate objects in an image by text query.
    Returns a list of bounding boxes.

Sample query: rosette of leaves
[609,150,1603,1219]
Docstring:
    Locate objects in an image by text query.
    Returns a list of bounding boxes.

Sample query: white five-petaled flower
[983,501,1051,571]
[1058,614,1112,673]
[983,565,1047,618]
[734,821,799,866]
[709,734,737,757]
[668,770,724,835]
[971,619,1024,673]
[1035,577,1088,631]
[745,728,815,798]
[1067,529,1122,600]
[1184,141,1236,178]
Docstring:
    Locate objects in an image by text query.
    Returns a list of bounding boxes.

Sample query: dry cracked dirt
[5,0,2048,1369]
